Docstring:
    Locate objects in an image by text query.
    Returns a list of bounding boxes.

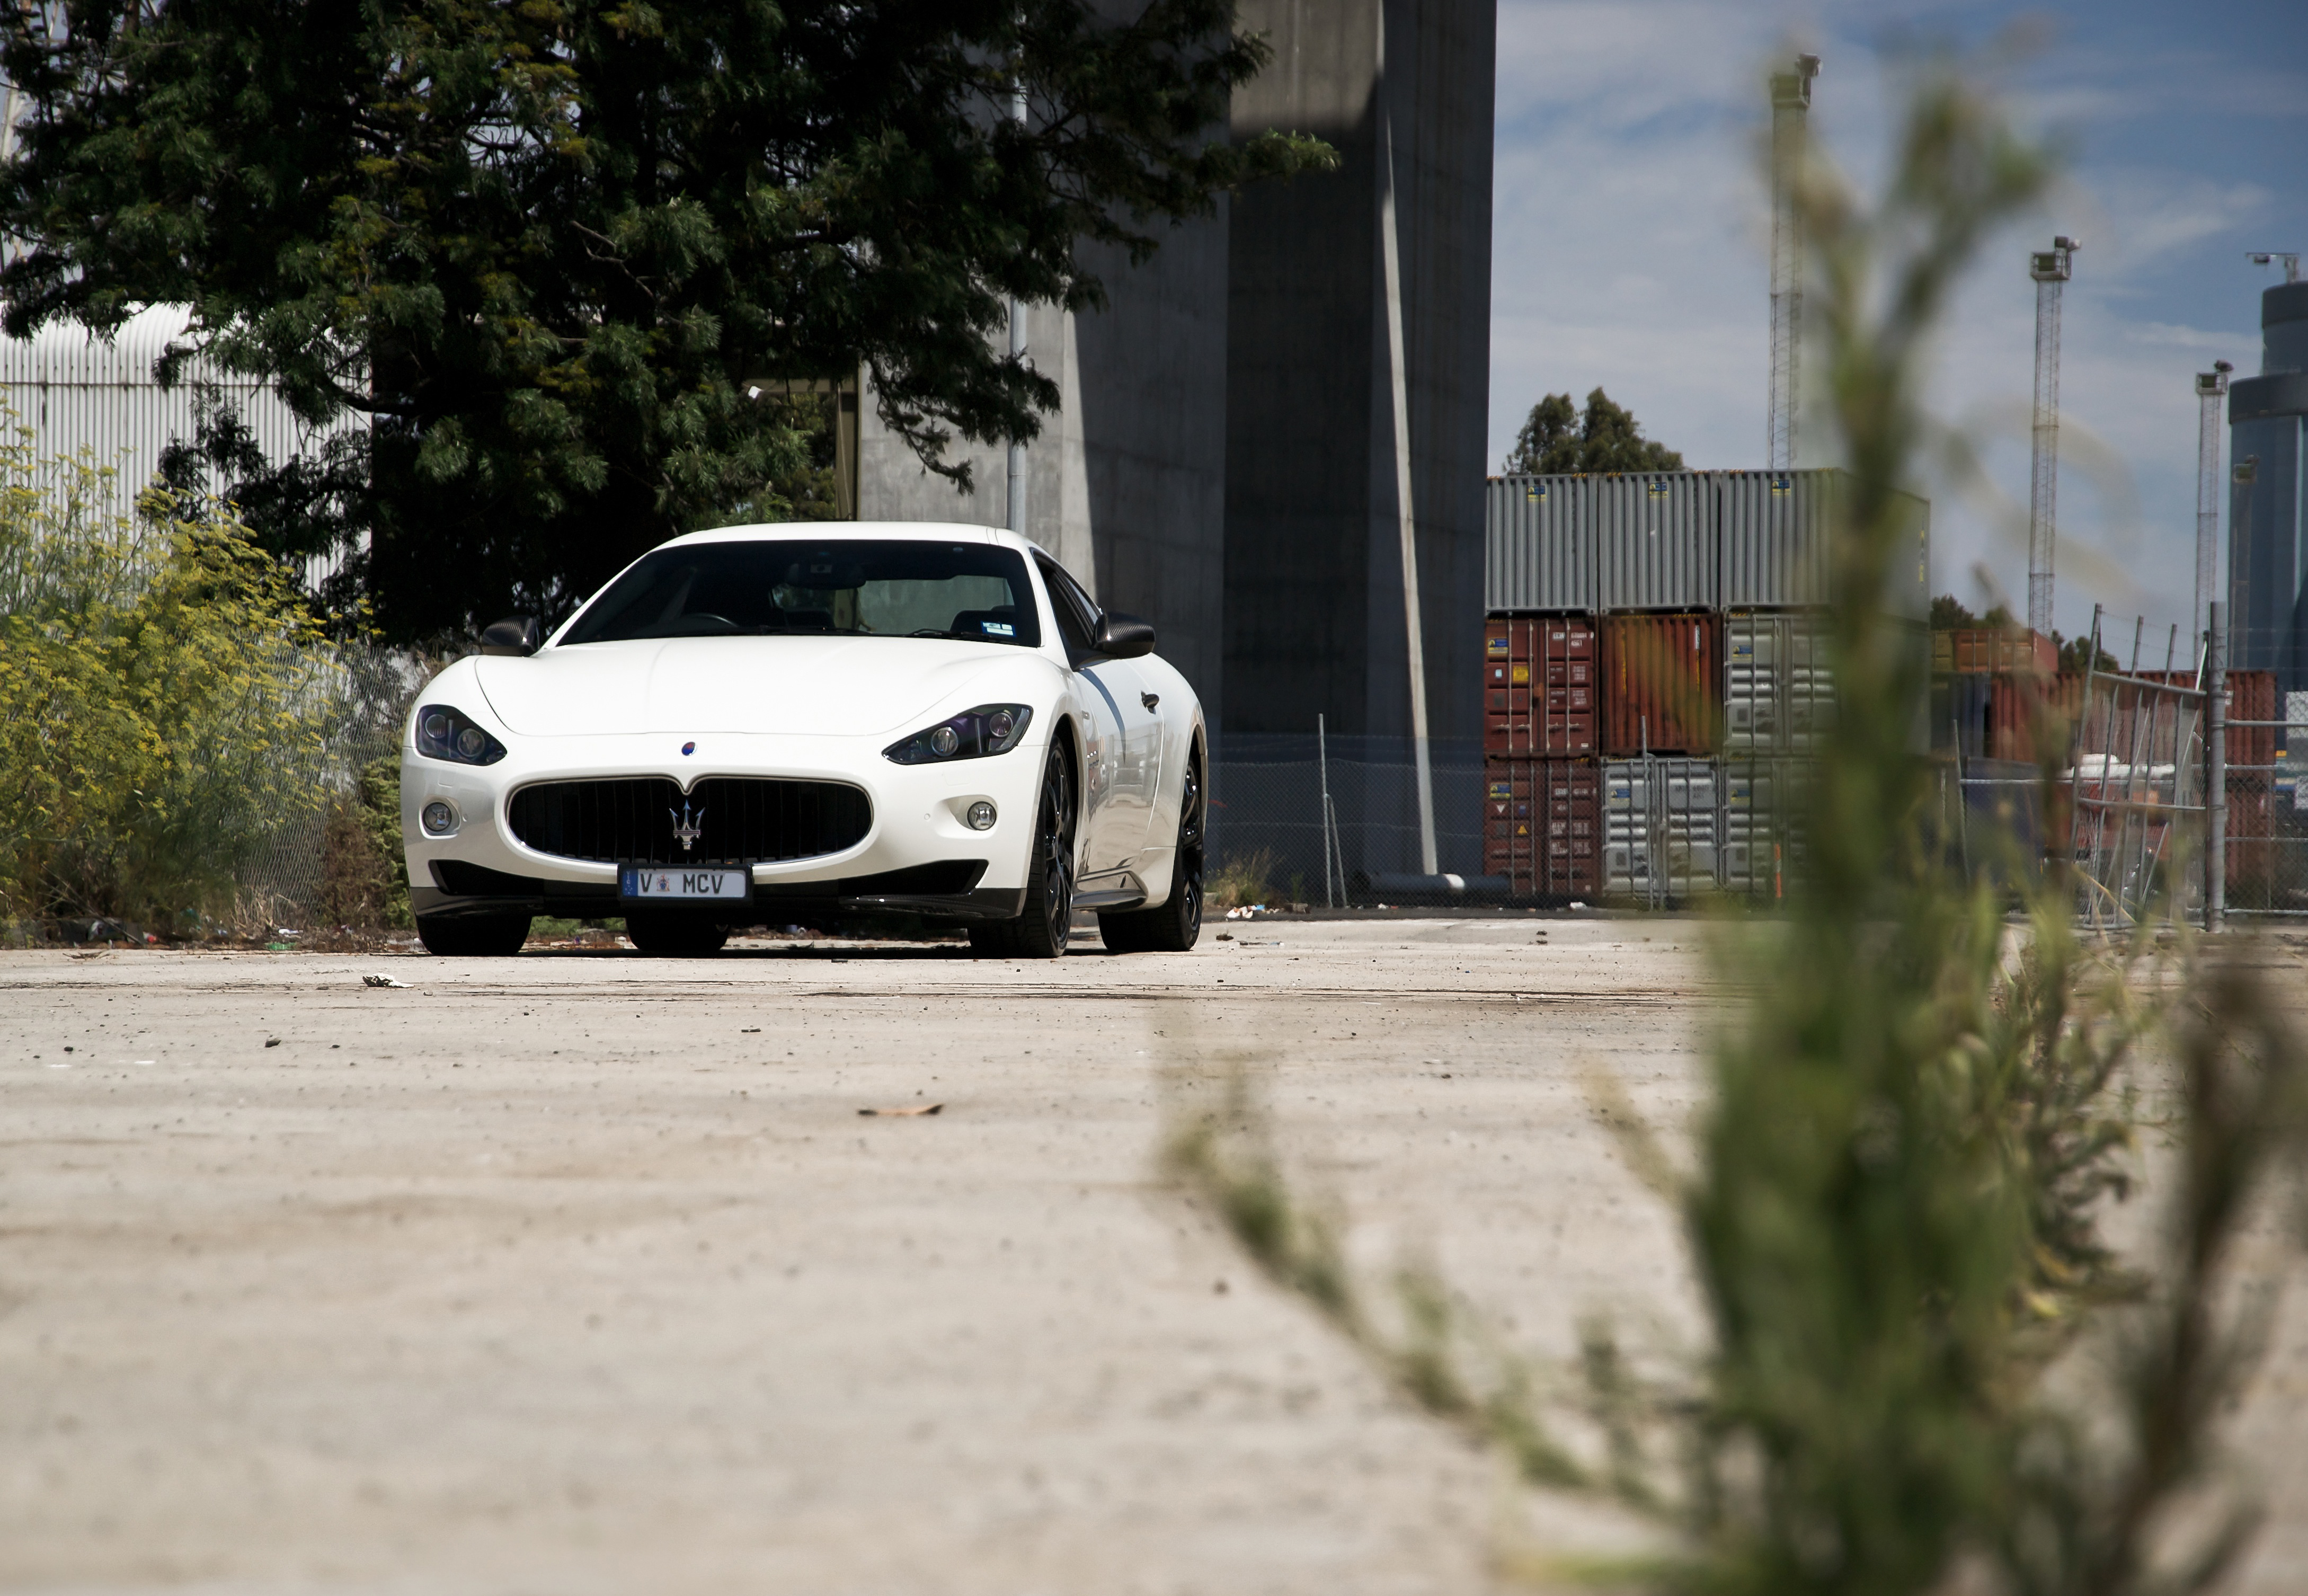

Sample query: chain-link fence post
[2208,601,2226,933]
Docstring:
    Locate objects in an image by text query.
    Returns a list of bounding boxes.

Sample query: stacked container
[1723,611,1833,754]
[1603,760,1719,899]
[1483,760,1603,898]
[1601,612,1717,756]
[1483,467,1930,902]
[1719,758,1809,898]
[1484,617,1597,756]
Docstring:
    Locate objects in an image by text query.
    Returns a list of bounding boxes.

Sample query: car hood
[473,637,1037,738]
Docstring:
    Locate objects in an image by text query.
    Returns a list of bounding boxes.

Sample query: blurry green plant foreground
[0,409,410,939]
[1169,61,2305,1596]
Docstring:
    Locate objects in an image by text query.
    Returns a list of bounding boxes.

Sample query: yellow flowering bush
[0,418,342,932]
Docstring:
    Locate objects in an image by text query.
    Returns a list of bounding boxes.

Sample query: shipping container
[1483,616,1597,758]
[2134,668,2277,771]
[1716,471,1832,608]
[1934,628,2056,676]
[1723,610,1834,755]
[1988,672,2087,764]
[1485,476,1597,611]
[1720,756,1814,897]
[1593,473,1716,609]
[1931,673,1994,758]
[1483,758,1603,897]
[1602,758,1718,899]
[1602,611,1718,756]
[1489,469,1929,618]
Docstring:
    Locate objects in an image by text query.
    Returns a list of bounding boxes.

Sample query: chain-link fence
[1206,734,1488,905]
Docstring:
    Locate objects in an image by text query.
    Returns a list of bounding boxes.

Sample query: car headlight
[415,703,508,766]
[883,704,1033,766]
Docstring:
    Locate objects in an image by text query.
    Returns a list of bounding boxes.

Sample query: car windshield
[558,539,1042,648]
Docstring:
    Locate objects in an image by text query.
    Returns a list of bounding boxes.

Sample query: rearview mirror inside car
[1093,611,1156,660]
[480,616,543,657]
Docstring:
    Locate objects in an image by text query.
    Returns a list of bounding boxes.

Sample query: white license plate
[620,866,751,901]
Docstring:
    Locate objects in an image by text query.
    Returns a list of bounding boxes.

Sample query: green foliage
[1503,388,1685,475]
[1,0,1333,638]
[1929,593,2017,631]
[0,417,342,929]
[319,755,413,930]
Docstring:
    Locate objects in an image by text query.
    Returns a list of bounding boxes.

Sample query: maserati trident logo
[670,799,706,854]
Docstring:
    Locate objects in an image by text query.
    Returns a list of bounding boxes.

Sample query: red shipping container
[2134,669,2278,771]
[1483,758,1601,897]
[1484,617,1597,759]
[1601,612,1717,756]
[1987,673,2084,764]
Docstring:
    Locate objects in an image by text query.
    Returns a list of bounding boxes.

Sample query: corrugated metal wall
[1484,475,1595,611]
[0,304,362,590]
[1486,467,1930,617]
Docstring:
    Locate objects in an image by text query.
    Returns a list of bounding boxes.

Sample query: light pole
[2026,235,2079,639]
[2194,361,2231,664]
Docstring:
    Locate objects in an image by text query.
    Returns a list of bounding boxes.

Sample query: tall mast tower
[1766,54,1820,472]
[2195,360,2232,657]
[2026,235,2079,638]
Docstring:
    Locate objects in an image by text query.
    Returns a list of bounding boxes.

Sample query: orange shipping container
[1934,627,2056,676]
[1987,673,2083,764]
[1483,617,1597,759]
[1601,612,1717,756]
[1483,759,1602,898]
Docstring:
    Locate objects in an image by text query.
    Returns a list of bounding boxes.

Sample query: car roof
[662,521,1033,556]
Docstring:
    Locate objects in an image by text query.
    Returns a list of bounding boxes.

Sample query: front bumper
[403,730,1045,923]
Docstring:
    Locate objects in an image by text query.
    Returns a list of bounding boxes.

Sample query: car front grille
[507,777,873,866]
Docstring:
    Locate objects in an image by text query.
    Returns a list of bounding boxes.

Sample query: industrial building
[2228,274,2308,687]
[858,0,1497,799]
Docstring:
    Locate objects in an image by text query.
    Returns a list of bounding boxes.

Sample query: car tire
[1097,750,1204,954]
[415,912,532,956]
[969,746,1075,959]
[624,912,730,956]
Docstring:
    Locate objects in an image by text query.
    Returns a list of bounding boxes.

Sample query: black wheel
[970,746,1076,959]
[1098,749,1204,953]
[415,912,532,956]
[623,912,730,956]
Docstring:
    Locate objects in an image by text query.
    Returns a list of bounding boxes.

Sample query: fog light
[966,800,997,831]
[421,800,456,835]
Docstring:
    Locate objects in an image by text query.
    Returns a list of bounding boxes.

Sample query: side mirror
[1093,611,1156,660]
[480,615,542,657]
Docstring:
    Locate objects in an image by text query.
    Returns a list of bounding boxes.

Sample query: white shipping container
[1724,610,1837,755]
[1720,756,1815,895]
[1603,758,1718,899]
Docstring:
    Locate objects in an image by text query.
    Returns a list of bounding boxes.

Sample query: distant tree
[1501,387,1684,475]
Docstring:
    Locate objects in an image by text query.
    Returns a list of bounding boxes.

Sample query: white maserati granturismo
[400,522,1205,957]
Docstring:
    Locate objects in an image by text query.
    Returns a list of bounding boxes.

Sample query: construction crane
[2026,235,2079,639]
[1766,54,1820,471]
[2195,360,2232,659]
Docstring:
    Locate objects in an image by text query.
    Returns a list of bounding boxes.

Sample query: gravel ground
[1,918,2300,1595]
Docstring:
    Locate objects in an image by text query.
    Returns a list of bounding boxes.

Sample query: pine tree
[0,1,1328,637]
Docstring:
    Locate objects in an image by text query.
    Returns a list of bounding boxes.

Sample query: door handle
[1140,691,1160,711]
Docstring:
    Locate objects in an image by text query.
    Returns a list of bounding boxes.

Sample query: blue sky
[1489,0,2308,646]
